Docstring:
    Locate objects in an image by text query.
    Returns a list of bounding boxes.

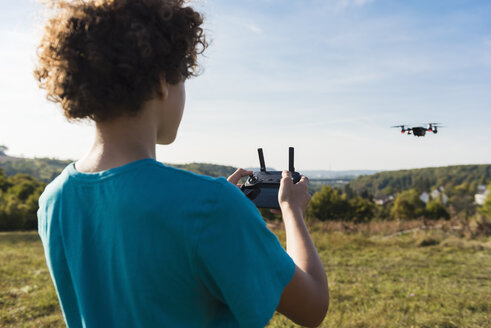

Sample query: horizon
[1,149,490,174]
[1,0,491,171]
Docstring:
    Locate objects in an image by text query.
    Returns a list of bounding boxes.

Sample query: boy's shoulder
[39,159,232,206]
[139,160,231,194]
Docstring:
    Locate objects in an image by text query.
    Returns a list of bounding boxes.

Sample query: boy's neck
[75,110,157,173]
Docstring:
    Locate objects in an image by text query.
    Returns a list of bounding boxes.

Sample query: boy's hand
[227,168,253,188]
[278,171,310,215]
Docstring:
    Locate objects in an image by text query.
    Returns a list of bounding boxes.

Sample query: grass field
[1,220,490,327]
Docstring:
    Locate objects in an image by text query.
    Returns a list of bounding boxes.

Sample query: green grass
[270,224,491,328]
[1,226,490,328]
[0,232,64,327]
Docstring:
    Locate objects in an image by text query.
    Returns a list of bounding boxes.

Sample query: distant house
[420,187,449,205]
[374,195,394,206]
[430,187,449,205]
[475,185,489,205]
[419,192,429,204]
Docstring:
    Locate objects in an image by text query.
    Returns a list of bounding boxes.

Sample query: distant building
[374,195,394,206]
[430,187,449,205]
[430,188,441,200]
[419,192,429,204]
[477,185,488,193]
[420,188,449,205]
[475,185,489,206]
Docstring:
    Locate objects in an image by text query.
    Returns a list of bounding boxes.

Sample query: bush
[390,189,425,220]
[0,171,45,231]
[425,200,450,220]
[348,196,375,222]
[478,183,491,218]
[307,186,375,222]
[307,186,351,221]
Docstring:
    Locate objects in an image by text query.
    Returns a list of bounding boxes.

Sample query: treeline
[350,164,491,197]
[1,154,491,230]
[0,155,236,182]
[0,157,71,183]
[0,168,45,231]
[348,164,491,219]
[0,158,239,230]
[305,185,454,222]
[170,162,237,178]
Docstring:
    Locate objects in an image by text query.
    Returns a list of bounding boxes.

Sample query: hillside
[2,153,490,197]
[350,164,491,197]
[0,156,72,183]
[170,162,236,178]
[302,169,378,179]
[2,153,491,229]
[0,154,370,183]
[0,155,237,182]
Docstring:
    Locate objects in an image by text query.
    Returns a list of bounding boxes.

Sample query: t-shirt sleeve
[195,179,295,328]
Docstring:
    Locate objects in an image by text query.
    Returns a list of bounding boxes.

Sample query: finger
[227,168,253,185]
[298,175,309,185]
[296,179,309,192]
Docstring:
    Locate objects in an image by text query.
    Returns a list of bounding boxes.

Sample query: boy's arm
[227,168,329,327]
[276,172,329,327]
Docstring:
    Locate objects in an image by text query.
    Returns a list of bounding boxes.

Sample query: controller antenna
[258,148,266,172]
[289,147,295,173]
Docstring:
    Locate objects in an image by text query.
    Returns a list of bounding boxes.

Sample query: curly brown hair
[34,0,207,122]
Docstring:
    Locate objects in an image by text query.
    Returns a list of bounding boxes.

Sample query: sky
[0,0,490,171]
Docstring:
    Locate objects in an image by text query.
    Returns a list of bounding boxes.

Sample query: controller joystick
[240,147,301,209]
[248,174,258,184]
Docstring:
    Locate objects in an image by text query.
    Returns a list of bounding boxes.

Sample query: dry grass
[0,232,65,328]
[268,218,491,327]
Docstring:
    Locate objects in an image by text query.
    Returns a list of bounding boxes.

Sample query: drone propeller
[391,125,408,133]
[426,123,445,133]
[426,122,443,127]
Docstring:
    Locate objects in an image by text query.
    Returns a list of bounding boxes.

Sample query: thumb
[281,170,293,187]
[282,170,292,178]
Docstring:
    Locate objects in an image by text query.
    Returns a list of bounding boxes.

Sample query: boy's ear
[158,77,169,100]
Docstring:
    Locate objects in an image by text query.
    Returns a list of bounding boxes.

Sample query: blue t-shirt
[37,159,295,328]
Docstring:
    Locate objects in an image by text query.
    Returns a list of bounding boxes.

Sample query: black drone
[391,123,443,137]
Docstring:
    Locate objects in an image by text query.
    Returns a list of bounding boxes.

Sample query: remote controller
[241,147,301,209]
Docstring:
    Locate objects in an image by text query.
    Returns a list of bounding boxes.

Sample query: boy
[35,0,329,327]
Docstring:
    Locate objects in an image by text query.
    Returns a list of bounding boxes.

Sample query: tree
[0,145,7,156]
[448,183,475,217]
[0,172,45,231]
[425,199,450,220]
[478,183,491,218]
[307,186,351,221]
[349,196,375,222]
[23,188,44,230]
[0,195,27,230]
[390,189,425,220]
[0,168,11,192]
[343,184,355,199]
